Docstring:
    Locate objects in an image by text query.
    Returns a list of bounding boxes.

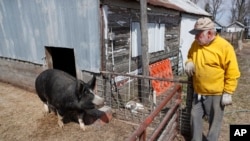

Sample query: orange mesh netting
[149,59,173,96]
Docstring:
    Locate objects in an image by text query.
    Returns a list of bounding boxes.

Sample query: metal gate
[98,71,191,140]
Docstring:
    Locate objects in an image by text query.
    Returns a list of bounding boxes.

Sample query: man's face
[195,30,210,46]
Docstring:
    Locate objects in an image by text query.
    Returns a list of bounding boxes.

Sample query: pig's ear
[76,80,85,100]
[87,75,96,90]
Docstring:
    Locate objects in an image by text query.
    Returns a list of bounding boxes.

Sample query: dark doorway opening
[45,47,76,77]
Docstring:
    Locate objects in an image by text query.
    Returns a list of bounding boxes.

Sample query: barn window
[131,22,165,57]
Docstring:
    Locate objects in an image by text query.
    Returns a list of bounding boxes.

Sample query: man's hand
[221,93,232,106]
[185,62,195,77]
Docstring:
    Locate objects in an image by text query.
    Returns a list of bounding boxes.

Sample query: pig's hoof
[58,120,64,128]
[80,125,86,131]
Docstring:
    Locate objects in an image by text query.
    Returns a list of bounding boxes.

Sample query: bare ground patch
[0,82,137,141]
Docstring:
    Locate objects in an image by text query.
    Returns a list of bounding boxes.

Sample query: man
[185,17,240,141]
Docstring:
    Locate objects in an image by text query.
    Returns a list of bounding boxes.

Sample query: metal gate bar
[126,84,181,141]
[149,99,181,141]
[100,71,189,83]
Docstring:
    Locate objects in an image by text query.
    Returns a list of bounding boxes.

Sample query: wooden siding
[0,57,43,92]
[105,4,181,75]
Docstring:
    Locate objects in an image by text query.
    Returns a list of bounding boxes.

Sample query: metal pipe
[100,71,190,83]
[139,130,146,141]
[149,99,181,141]
[126,84,181,141]
[157,121,178,141]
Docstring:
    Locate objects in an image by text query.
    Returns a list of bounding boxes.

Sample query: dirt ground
[0,82,139,141]
[0,41,250,141]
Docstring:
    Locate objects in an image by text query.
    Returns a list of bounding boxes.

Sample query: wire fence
[97,71,192,140]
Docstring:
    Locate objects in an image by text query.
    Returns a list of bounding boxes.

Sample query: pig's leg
[56,110,64,128]
[43,103,50,115]
[78,113,86,131]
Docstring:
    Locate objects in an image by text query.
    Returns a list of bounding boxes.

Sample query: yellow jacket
[186,34,240,95]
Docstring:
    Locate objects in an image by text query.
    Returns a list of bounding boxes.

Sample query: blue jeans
[191,95,224,141]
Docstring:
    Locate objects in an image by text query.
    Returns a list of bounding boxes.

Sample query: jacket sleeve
[223,45,240,94]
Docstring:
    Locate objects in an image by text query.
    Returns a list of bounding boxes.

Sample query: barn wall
[98,0,182,107]
[180,14,198,66]
[0,0,101,73]
[0,0,103,92]
[0,0,181,99]
[103,1,181,75]
[0,57,44,92]
[0,57,104,95]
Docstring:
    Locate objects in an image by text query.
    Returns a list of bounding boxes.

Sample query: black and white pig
[35,69,104,131]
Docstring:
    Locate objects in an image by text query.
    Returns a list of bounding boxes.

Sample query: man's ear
[208,30,215,37]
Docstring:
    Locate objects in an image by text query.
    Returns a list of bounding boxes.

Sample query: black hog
[35,69,104,131]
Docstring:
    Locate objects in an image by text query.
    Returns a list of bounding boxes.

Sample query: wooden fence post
[140,0,149,104]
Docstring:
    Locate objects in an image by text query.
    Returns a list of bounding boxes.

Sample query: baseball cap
[189,17,215,35]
